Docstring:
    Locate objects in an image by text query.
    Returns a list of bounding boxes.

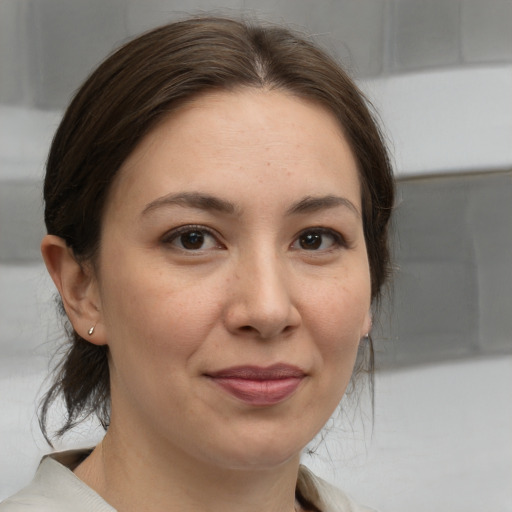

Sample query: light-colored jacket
[0,451,377,512]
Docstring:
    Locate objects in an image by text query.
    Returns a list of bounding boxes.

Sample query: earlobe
[41,235,107,345]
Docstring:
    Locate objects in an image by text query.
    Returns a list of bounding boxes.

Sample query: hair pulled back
[41,17,394,508]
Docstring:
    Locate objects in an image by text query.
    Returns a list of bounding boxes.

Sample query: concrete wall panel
[391,0,460,71]
[461,0,512,63]
[27,0,129,110]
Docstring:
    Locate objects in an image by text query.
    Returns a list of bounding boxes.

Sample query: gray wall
[1,2,511,509]
[376,171,512,368]
[2,0,512,109]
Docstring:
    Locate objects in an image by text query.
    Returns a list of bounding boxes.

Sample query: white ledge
[360,65,512,177]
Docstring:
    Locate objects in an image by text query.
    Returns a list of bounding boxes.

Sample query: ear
[41,235,107,345]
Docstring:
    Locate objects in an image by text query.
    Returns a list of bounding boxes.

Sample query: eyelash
[291,227,347,252]
[161,225,223,252]
[161,225,347,253]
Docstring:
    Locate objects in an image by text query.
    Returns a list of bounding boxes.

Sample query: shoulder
[0,450,115,512]
[302,466,379,512]
[0,491,55,512]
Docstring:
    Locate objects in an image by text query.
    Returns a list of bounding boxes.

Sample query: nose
[223,251,301,340]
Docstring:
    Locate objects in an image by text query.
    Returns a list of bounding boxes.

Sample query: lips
[205,364,305,406]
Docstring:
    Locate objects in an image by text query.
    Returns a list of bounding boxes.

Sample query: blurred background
[1,0,511,510]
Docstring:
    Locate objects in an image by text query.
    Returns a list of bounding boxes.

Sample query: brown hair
[40,16,394,511]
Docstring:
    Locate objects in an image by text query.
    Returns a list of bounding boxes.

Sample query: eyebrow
[142,192,239,216]
[286,195,361,218]
[141,192,360,218]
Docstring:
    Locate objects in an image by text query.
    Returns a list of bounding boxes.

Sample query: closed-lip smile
[205,363,306,406]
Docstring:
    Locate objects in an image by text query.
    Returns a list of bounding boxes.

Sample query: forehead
[106,88,361,216]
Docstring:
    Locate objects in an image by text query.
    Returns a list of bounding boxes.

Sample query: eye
[291,228,345,251]
[162,226,222,251]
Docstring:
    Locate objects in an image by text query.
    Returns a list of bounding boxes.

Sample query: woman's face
[92,89,372,470]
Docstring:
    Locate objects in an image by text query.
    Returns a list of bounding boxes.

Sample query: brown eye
[299,232,322,250]
[164,226,221,251]
[180,231,205,250]
[292,228,345,252]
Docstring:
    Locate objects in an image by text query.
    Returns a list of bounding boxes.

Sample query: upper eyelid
[162,224,218,239]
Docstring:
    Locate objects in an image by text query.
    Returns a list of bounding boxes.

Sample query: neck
[74,424,302,512]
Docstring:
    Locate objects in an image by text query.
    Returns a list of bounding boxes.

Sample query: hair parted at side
[40,16,394,509]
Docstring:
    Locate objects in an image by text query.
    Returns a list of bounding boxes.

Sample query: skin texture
[42,88,372,512]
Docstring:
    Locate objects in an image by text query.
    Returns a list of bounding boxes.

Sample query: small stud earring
[88,325,95,336]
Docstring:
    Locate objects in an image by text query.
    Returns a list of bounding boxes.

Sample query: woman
[0,16,394,512]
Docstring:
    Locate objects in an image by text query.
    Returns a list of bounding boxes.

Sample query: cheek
[299,278,369,427]
[100,267,222,359]
[101,278,210,408]
[305,276,370,343]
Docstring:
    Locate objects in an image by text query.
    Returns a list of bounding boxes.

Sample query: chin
[197,428,311,472]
